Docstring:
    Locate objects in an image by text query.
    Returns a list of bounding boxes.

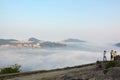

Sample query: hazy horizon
[1,0,120,42]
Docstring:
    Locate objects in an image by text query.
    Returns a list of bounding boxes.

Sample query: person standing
[103,50,107,61]
[110,50,113,60]
[113,51,117,60]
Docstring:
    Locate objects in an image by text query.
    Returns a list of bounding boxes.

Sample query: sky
[0,0,120,42]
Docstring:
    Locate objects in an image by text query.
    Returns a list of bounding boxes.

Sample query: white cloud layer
[0,42,120,71]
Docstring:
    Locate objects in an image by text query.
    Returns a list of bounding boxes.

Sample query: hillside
[0,61,120,80]
[0,39,18,45]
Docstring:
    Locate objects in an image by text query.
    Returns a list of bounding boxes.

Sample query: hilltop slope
[0,62,119,80]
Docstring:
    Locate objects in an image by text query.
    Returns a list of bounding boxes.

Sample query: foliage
[116,60,120,67]
[103,61,116,74]
[105,61,116,69]
[0,64,21,74]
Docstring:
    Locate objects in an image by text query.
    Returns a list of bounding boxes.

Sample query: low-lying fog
[0,42,120,72]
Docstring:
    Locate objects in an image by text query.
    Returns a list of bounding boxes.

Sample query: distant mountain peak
[115,43,120,47]
[28,37,40,42]
[64,38,85,42]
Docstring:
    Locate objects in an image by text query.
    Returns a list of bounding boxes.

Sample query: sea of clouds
[0,42,119,71]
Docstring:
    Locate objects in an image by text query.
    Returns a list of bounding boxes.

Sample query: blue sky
[0,0,120,42]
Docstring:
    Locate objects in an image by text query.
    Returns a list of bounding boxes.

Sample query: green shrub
[105,61,116,69]
[116,60,120,67]
[103,61,116,74]
[0,64,21,74]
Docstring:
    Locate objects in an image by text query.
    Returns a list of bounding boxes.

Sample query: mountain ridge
[63,38,86,42]
[0,38,67,48]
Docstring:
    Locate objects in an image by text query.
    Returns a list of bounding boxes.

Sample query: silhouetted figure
[110,50,113,60]
[113,51,117,60]
[103,50,107,61]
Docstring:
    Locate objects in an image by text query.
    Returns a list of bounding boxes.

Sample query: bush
[105,61,116,69]
[116,60,120,67]
[0,64,21,74]
[103,61,116,74]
